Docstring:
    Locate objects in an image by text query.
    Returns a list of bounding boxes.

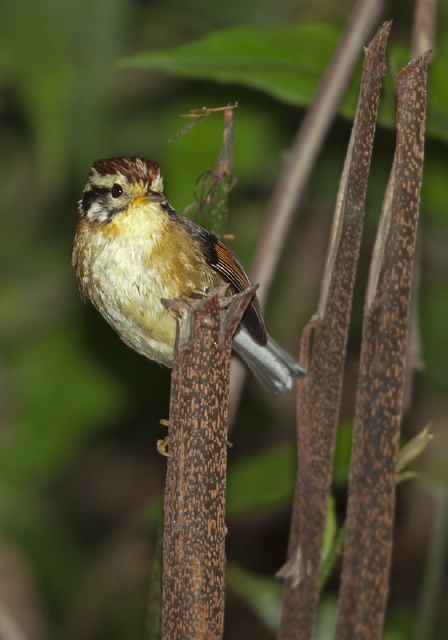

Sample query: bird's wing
[172,208,267,346]
[209,238,267,346]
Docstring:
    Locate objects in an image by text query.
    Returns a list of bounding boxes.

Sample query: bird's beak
[134,191,165,205]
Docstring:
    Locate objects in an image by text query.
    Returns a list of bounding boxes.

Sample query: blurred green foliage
[123,23,448,142]
[1,0,447,638]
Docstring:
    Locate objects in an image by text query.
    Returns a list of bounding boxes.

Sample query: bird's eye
[111,183,123,198]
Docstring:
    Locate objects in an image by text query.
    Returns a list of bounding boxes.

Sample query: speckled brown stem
[276,22,391,640]
[335,50,430,640]
[160,286,256,640]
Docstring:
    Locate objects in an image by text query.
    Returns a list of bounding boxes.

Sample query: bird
[72,156,305,394]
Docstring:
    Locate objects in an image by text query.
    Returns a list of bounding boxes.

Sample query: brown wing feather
[169,208,267,346]
[213,240,267,345]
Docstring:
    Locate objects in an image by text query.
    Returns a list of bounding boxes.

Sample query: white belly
[74,203,214,367]
[92,242,178,366]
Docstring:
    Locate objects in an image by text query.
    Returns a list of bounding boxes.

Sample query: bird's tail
[233,329,306,395]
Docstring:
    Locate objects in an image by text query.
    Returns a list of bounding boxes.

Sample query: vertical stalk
[161,287,256,640]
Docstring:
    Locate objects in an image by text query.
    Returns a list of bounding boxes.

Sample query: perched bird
[72,156,305,394]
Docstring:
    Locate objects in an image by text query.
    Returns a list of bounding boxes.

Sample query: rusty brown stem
[402,0,438,412]
[335,51,430,640]
[276,22,391,640]
[160,286,256,640]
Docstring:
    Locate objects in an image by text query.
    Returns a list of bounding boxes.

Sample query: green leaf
[321,524,345,591]
[333,420,353,486]
[314,597,338,640]
[226,442,295,519]
[121,24,341,107]
[122,24,448,143]
[227,562,282,633]
[321,497,337,567]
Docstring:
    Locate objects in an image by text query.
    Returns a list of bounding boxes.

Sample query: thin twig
[168,103,238,142]
[0,601,29,640]
[411,0,437,56]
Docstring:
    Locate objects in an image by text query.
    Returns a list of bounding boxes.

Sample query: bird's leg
[157,418,170,456]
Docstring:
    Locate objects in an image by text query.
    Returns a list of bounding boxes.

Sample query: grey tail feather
[233,329,306,395]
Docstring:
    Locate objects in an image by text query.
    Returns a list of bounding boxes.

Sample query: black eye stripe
[81,187,108,214]
[80,186,130,224]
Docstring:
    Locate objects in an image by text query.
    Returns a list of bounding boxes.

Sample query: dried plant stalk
[276,23,391,640]
[402,0,438,410]
[335,50,430,640]
[160,286,256,640]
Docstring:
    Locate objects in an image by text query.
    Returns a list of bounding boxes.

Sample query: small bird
[72,156,305,394]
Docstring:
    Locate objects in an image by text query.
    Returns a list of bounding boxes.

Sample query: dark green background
[1,1,447,638]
